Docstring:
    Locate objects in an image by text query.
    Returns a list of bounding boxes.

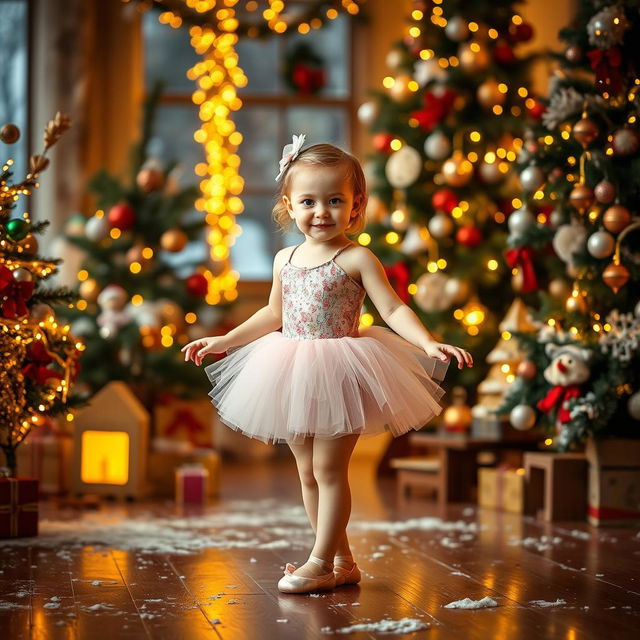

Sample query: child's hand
[181,336,229,366]
[423,341,473,370]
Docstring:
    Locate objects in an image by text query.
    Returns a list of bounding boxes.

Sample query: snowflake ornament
[599,310,640,362]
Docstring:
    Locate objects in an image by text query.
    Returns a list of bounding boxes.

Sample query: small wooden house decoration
[71,381,150,498]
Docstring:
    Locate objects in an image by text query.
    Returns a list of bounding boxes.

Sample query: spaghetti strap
[332,242,355,260]
[287,244,303,264]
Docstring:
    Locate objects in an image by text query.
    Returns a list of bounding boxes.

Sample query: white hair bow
[275,133,306,182]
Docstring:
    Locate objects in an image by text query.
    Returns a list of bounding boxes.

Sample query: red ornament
[509,22,534,43]
[0,264,34,318]
[456,225,482,248]
[432,188,459,214]
[107,202,136,230]
[527,98,546,121]
[373,133,394,154]
[410,89,457,133]
[494,42,516,65]
[186,273,208,297]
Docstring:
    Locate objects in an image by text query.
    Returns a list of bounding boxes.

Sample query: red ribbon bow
[587,47,623,96]
[0,265,34,318]
[537,384,581,424]
[292,63,326,95]
[384,262,410,303]
[504,247,539,294]
[22,341,63,386]
[410,89,457,133]
[164,408,207,445]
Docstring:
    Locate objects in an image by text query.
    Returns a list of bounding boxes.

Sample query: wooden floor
[1,453,639,639]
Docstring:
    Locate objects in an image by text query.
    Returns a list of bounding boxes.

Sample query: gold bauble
[0,123,20,144]
[442,151,473,187]
[126,244,152,270]
[549,278,571,299]
[477,78,505,109]
[569,183,595,214]
[160,229,188,253]
[389,74,413,102]
[19,234,39,255]
[565,293,587,313]
[79,278,100,302]
[572,117,599,148]
[443,387,472,432]
[602,205,631,233]
[136,167,165,194]
[602,262,630,293]
[459,42,490,73]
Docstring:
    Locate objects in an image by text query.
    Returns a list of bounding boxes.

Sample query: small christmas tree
[0,114,82,477]
[63,83,227,405]
[500,1,640,450]
[360,0,539,391]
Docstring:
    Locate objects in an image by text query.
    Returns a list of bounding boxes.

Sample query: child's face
[283,162,360,242]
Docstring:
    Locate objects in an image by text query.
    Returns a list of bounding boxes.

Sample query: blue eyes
[300,198,343,206]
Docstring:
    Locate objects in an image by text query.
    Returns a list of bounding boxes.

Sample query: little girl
[182,135,473,594]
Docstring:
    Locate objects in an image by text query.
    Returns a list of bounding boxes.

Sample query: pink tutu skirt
[205,326,448,444]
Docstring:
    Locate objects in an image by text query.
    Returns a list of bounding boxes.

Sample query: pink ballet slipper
[277,556,336,594]
[333,555,361,587]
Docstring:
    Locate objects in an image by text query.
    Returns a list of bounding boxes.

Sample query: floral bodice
[280,244,365,340]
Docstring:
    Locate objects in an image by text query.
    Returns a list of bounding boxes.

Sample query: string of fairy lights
[123,0,365,308]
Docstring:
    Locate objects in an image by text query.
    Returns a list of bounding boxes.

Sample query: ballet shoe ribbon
[284,563,297,575]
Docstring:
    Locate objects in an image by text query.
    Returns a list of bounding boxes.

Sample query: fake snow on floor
[444,596,498,609]
[0,498,480,555]
[321,617,430,634]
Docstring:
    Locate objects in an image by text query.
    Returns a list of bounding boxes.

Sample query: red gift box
[0,477,39,538]
[175,464,208,505]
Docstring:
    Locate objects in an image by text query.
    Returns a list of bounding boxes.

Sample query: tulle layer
[205,325,448,445]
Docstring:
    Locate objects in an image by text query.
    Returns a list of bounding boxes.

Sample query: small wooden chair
[390,456,441,501]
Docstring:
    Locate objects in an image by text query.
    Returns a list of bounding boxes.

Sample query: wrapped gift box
[148,439,220,498]
[16,421,72,495]
[0,477,39,538]
[154,397,214,448]
[175,464,209,505]
[478,465,524,513]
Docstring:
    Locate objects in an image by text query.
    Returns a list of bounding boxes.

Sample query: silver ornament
[414,272,452,312]
[510,404,536,430]
[443,278,469,304]
[587,230,615,259]
[428,213,454,238]
[445,16,469,42]
[400,225,429,256]
[12,267,32,282]
[357,101,379,126]
[385,146,423,189]
[85,215,109,242]
[549,208,565,228]
[30,302,54,322]
[386,49,403,70]
[424,131,451,160]
[519,165,545,192]
[414,58,446,87]
[552,222,588,265]
[478,161,504,184]
[508,207,535,235]
[587,6,629,49]
[628,391,640,420]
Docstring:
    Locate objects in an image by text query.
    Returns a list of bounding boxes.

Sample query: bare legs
[288,434,360,578]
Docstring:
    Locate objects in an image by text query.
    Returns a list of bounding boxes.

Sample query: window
[0,0,30,181]
[143,9,354,281]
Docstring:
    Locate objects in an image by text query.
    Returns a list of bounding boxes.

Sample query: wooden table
[406,430,543,508]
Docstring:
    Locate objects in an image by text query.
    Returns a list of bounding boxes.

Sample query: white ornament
[414,58,446,87]
[414,272,453,312]
[628,391,640,420]
[443,278,469,304]
[478,161,504,184]
[386,49,403,70]
[401,225,429,256]
[385,146,423,189]
[587,230,615,259]
[599,310,640,363]
[424,131,451,160]
[428,213,454,238]
[30,302,54,323]
[97,284,128,311]
[84,215,109,242]
[508,207,535,235]
[510,404,536,431]
[357,101,379,126]
[552,222,588,266]
[445,16,469,42]
[549,208,565,228]
[587,6,629,49]
[519,165,545,192]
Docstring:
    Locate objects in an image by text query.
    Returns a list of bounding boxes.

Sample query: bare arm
[220,251,285,350]
[357,247,473,369]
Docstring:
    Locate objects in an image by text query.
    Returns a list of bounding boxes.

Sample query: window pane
[143,11,198,93]
[148,104,203,187]
[285,15,350,98]
[286,106,347,147]
[0,0,29,180]
[236,37,280,95]
[234,106,280,189]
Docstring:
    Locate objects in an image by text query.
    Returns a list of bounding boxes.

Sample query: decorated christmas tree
[0,114,82,477]
[62,84,226,405]
[500,1,640,450]
[359,0,540,391]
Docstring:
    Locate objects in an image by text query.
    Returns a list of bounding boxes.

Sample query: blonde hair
[272,143,368,236]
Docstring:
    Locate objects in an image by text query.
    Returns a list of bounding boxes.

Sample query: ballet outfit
[205,242,448,444]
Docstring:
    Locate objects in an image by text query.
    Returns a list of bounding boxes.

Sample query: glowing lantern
[71,382,150,498]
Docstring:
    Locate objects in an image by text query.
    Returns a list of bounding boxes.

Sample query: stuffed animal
[537,343,592,431]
